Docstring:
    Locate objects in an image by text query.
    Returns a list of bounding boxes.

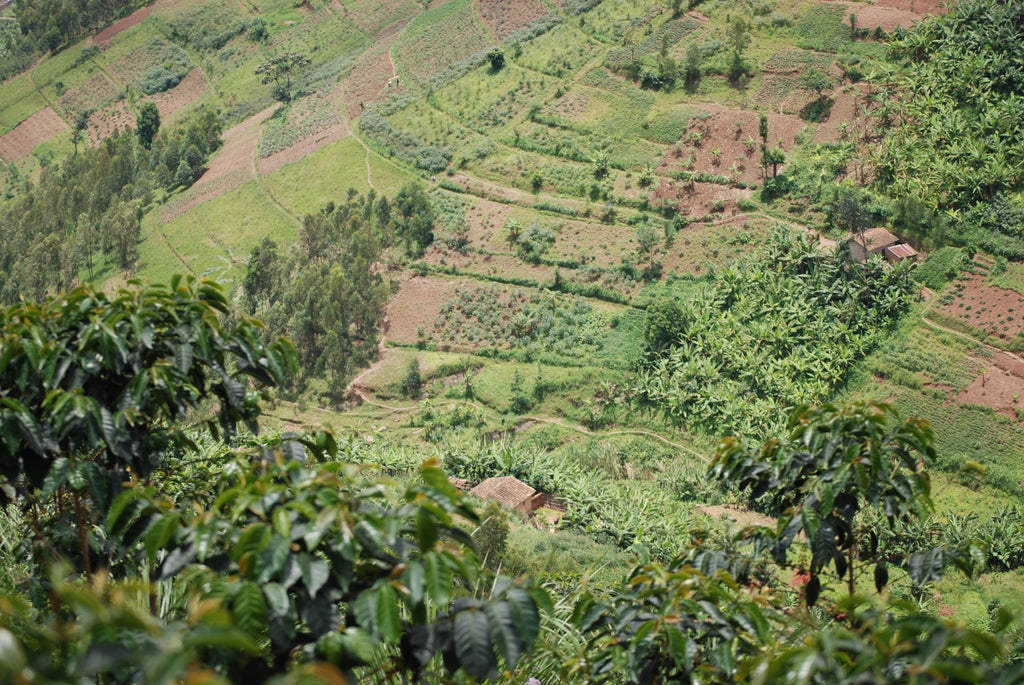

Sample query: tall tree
[135,101,160,150]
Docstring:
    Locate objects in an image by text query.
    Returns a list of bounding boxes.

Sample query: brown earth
[700,505,776,529]
[874,0,946,16]
[92,4,152,46]
[85,100,133,145]
[342,21,406,119]
[0,106,68,160]
[386,276,464,345]
[161,169,249,224]
[258,119,351,175]
[162,104,278,222]
[813,84,868,144]
[655,105,805,189]
[953,352,1024,421]
[478,0,548,41]
[934,265,1024,344]
[148,68,208,121]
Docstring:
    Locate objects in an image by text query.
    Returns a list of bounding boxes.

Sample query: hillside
[2,0,1024,677]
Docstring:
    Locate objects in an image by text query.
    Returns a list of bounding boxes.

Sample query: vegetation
[2,0,1024,681]
[634,230,917,437]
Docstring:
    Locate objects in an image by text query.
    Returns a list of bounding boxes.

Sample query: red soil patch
[700,505,776,529]
[258,120,351,175]
[874,0,946,16]
[854,5,926,31]
[933,264,1024,344]
[386,276,464,345]
[654,105,803,189]
[147,68,208,120]
[479,0,548,41]
[85,100,134,145]
[0,106,68,160]
[162,104,277,222]
[812,84,871,144]
[953,352,1024,420]
[92,5,152,46]
[342,21,406,119]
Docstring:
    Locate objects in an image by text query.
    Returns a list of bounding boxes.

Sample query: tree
[393,183,435,256]
[671,0,685,17]
[726,17,751,84]
[135,101,160,149]
[683,43,701,90]
[713,402,943,603]
[802,67,832,101]
[248,16,268,42]
[403,358,422,398]
[764,145,785,178]
[487,47,505,71]
[831,189,871,247]
[255,52,311,103]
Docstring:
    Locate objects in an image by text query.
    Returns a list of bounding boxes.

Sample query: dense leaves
[0,277,294,502]
[633,230,917,438]
[713,402,936,599]
[0,108,222,302]
[877,0,1024,215]
[109,447,547,681]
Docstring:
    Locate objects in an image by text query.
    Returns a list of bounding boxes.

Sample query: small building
[848,227,900,262]
[469,476,536,516]
[884,243,919,264]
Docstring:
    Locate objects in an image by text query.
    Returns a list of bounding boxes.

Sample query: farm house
[469,476,537,516]
[846,227,916,263]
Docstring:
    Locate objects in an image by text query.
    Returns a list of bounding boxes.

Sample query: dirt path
[157,229,196,275]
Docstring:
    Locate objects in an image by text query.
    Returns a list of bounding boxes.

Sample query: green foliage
[634,229,918,438]
[714,402,940,600]
[166,0,247,52]
[487,47,505,71]
[135,101,160,149]
[109,453,547,680]
[403,358,423,398]
[243,191,395,395]
[248,16,269,43]
[431,285,608,359]
[0,108,222,301]
[255,52,312,103]
[394,183,436,257]
[914,246,962,290]
[877,0,1024,213]
[2,0,151,80]
[134,38,193,95]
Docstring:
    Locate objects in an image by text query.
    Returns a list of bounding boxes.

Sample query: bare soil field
[653,106,804,190]
[198,103,277,184]
[953,351,1024,421]
[934,265,1024,343]
[92,5,153,46]
[342,23,405,118]
[874,0,945,16]
[148,68,208,120]
[478,0,548,41]
[0,106,68,159]
[812,84,866,144]
[164,104,277,220]
[258,120,351,175]
[386,276,464,345]
[86,100,133,145]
